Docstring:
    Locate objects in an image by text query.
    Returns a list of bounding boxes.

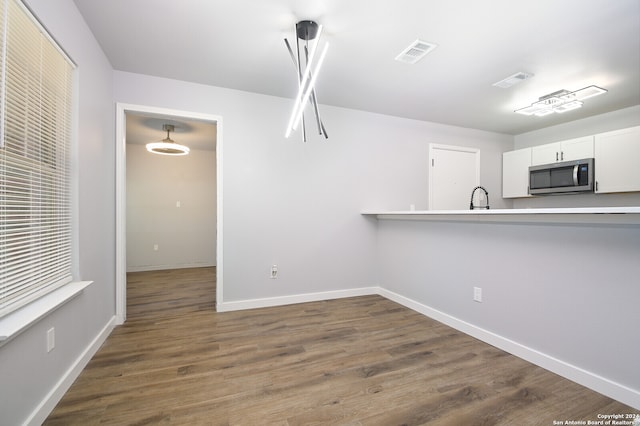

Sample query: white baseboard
[377,287,640,410]
[26,316,117,426]
[216,287,378,312]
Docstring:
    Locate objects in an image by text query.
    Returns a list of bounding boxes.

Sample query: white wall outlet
[46,327,55,352]
[473,286,482,303]
[270,265,278,279]
[153,244,159,251]
[176,201,181,207]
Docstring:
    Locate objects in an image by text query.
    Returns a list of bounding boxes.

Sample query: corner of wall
[25,316,117,426]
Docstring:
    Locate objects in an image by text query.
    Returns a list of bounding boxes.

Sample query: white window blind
[0,0,74,318]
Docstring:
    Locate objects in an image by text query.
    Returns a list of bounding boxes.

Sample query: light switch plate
[47,327,55,352]
[473,287,482,302]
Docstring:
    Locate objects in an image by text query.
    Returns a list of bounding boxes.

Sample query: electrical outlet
[176,201,181,207]
[270,265,278,279]
[153,244,159,251]
[47,327,55,352]
[473,287,482,303]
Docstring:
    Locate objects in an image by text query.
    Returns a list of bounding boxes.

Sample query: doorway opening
[115,104,223,324]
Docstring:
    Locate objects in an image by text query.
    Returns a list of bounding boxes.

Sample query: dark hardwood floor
[44,267,637,425]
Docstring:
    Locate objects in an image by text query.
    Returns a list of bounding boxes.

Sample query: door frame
[115,103,223,324]
[428,143,480,210]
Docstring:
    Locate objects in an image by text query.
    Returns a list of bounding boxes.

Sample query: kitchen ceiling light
[515,85,607,117]
[284,20,329,142]
[146,124,190,156]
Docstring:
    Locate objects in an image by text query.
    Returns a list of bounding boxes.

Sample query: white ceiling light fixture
[284,20,329,142]
[146,124,190,156]
[515,85,607,117]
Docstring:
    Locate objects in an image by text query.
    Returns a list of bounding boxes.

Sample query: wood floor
[44,267,637,425]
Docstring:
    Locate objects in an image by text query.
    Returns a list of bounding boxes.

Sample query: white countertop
[361,207,640,225]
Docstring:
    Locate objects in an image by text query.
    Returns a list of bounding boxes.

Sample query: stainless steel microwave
[529,158,594,195]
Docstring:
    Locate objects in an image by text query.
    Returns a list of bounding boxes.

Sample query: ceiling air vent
[492,71,534,88]
[395,39,438,64]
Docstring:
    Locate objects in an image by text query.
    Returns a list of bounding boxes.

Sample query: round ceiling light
[146,124,190,156]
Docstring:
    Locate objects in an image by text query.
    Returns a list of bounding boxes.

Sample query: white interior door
[429,144,480,210]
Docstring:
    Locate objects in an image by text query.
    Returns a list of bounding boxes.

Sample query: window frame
[0,0,78,320]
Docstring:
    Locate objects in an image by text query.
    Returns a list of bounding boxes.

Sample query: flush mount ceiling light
[515,85,607,117]
[146,124,190,156]
[284,20,329,142]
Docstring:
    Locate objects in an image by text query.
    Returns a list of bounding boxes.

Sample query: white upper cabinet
[531,142,561,165]
[502,148,532,198]
[502,127,639,198]
[531,136,594,165]
[594,126,640,193]
[560,136,595,161]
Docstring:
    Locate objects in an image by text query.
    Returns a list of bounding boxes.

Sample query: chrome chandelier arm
[283,20,329,142]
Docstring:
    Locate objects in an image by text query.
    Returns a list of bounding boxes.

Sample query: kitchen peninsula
[363,205,640,409]
[362,206,640,225]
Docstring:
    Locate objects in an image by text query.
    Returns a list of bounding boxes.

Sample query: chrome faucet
[470,186,490,210]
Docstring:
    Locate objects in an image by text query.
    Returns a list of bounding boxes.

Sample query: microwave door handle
[573,165,579,186]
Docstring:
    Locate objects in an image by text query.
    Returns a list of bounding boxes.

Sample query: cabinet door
[502,148,532,198]
[531,142,561,165]
[594,126,640,193]
[560,136,594,161]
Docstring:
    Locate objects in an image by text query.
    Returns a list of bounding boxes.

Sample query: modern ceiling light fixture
[515,85,607,117]
[146,124,190,156]
[284,20,329,142]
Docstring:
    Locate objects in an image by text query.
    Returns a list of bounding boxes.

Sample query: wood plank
[44,267,638,425]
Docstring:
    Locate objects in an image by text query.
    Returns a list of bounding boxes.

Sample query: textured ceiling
[74,0,640,135]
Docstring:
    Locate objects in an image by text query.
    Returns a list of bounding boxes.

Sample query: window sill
[0,281,93,347]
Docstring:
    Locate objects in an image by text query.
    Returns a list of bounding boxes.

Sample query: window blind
[0,0,74,318]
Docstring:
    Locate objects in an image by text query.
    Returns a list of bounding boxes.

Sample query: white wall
[126,144,216,272]
[514,105,640,149]
[0,1,116,425]
[512,105,640,208]
[113,71,513,305]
